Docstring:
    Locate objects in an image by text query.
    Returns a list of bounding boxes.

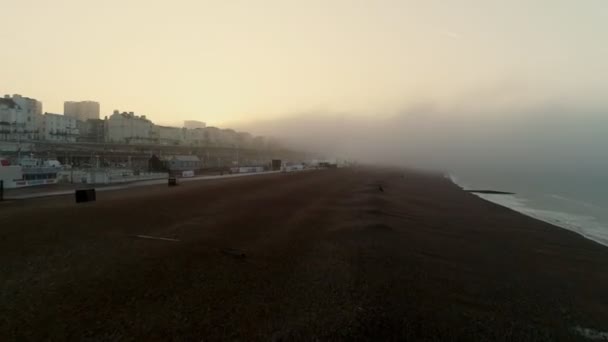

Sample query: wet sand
[1,167,608,340]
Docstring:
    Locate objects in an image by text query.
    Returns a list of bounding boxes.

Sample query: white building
[64,101,100,121]
[0,98,18,141]
[0,94,42,141]
[204,127,222,146]
[252,136,266,150]
[38,113,79,142]
[152,125,184,145]
[183,127,206,146]
[184,120,206,129]
[236,132,253,148]
[220,129,238,147]
[106,111,154,144]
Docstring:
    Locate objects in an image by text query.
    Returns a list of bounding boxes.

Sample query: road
[3,170,280,200]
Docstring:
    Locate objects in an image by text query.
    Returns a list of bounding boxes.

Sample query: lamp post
[236,144,240,167]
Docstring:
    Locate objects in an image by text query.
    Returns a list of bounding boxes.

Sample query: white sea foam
[572,326,608,340]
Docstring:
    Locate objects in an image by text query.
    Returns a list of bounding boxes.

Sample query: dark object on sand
[379,185,384,192]
[75,189,96,203]
[168,177,178,186]
[319,162,338,169]
[221,248,246,259]
[271,159,282,171]
[466,190,514,195]
[148,154,168,173]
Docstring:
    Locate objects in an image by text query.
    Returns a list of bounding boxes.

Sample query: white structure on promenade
[161,155,202,172]
[0,94,42,141]
[106,110,154,144]
[64,101,100,121]
[38,113,79,142]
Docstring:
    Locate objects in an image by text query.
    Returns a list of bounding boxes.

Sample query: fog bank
[235,102,608,173]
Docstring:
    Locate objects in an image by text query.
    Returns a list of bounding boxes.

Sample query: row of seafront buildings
[0,94,274,149]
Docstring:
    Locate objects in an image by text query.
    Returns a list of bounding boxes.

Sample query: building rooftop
[156,125,182,130]
[0,98,19,109]
[110,111,151,122]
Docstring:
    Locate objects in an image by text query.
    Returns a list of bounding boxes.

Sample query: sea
[447,164,608,247]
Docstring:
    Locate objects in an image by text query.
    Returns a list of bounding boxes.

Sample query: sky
[1,0,606,128]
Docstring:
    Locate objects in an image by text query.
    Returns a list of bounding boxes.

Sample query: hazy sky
[1,0,606,126]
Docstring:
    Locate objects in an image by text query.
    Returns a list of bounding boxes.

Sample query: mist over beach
[233,100,608,246]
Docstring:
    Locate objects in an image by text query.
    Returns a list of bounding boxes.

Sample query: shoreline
[447,174,608,249]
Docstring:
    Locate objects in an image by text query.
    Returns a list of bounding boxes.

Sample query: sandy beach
[2,167,608,340]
